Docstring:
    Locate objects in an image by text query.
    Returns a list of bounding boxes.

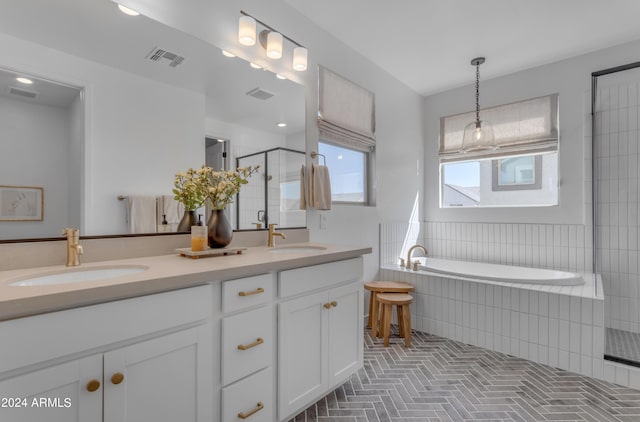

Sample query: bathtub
[415,257,584,286]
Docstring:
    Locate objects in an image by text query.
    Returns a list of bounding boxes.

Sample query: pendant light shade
[461,57,496,152]
[266,31,283,59]
[293,46,308,71]
[238,15,256,46]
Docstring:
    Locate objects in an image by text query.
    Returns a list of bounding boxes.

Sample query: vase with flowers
[173,167,208,232]
[173,165,259,248]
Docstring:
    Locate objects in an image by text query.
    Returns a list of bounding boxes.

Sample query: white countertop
[0,242,371,321]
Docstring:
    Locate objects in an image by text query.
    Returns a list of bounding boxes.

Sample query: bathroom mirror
[0,0,306,241]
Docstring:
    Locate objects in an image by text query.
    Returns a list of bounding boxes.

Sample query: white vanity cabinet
[278,258,364,420]
[220,273,276,422]
[0,285,212,422]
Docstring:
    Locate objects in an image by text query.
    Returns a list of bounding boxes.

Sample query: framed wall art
[0,186,44,221]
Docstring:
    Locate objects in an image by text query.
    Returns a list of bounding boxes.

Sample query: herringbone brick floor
[291,328,640,421]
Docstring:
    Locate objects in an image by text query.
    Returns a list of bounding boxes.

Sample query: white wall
[0,96,72,238]
[0,32,207,236]
[125,0,425,281]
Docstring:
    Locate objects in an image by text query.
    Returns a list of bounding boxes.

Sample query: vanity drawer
[279,257,363,298]
[221,306,273,386]
[222,367,274,422]
[222,273,274,313]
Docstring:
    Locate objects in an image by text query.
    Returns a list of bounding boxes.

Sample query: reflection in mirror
[0,0,305,241]
[0,69,83,240]
[236,148,305,230]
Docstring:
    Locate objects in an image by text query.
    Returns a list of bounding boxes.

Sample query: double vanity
[0,241,371,422]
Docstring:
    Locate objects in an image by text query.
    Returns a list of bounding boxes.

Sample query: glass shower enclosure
[236,147,306,230]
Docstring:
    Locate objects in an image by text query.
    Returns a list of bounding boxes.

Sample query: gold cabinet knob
[86,379,101,392]
[323,303,331,309]
[331,301,338,307]
[111,372,124,385]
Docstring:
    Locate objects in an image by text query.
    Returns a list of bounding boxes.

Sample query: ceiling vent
[146,47,185,68]
[245,87,275,100]
[8,86,38,99]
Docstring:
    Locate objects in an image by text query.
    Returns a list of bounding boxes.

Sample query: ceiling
[0,0,305,135]
[284,0,640,95]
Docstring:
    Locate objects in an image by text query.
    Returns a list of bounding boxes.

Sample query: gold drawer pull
[331,301,338,307]
[238,401,264,419]
[323,303,331,309]
[237,337,264,351]
[111,372,124,385]
[238,287,264,297]
[86,379,100,392]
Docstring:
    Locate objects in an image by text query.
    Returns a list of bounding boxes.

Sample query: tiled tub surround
[376,265,640,387]
[380,221,593,274]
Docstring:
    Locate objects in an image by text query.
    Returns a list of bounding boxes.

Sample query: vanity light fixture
[16,77,33,85]
[222,50,236,58]
[116,3,140,16]
[461,57,496,152]
[239,10,308,72]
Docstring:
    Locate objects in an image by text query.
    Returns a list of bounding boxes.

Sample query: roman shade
[440,94,559,163]
[318,65,375,152]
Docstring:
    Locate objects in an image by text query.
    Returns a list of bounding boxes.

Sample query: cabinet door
[103,326,211,422]
[0,355,102,422]
[278,291,328,419]
[328,283,363,387]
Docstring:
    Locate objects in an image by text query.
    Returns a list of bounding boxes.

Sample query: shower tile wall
[380,221,592,273]
[595,80,640,333]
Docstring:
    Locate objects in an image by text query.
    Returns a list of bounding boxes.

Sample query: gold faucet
[267,224,286,247]
[405,244,427,270]
[62,227,83,267]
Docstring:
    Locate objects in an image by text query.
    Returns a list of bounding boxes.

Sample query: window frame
[318,140,375,206]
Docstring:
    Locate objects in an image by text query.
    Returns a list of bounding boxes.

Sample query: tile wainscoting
[379,265,640,389]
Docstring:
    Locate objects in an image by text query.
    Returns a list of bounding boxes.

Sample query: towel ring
[310,151,326,166]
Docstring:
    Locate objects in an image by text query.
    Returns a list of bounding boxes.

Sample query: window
[317,66,376,205]
[319,142,370,204]
[440,94,559,208]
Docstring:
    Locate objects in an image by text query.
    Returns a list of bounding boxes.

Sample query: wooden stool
[364,281,414,338]
[376,293,413,347]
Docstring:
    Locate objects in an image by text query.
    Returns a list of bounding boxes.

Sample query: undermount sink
[269,245,327,254]
[9,265,149,287]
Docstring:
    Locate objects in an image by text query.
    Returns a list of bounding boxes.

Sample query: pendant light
[461,57,495,152]
[293,47,308,71]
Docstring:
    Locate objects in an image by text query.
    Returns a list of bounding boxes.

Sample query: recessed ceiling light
[249,62,262,70]
[277,123,287,128]
[276,74,287,80]
[216,138,225,143]
[117,4,140,16]
[222,50,236,58]
[16,77,33,85]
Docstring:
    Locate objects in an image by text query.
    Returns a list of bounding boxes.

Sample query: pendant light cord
[475,63,481,125]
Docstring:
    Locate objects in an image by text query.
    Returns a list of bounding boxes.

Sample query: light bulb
[117,4,139,16]
[238,16,256,46]
[266,32,283,59]
[293,47,307,71]
[221,50,236,58]
[16,77,33,85]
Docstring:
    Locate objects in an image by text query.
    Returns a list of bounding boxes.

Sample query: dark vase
[176,210,197,232]
[207,209,233,248]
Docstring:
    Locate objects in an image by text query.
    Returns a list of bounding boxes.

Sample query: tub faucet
[406,244,428,270]
[267,223,286,247]
[62,227,83,267]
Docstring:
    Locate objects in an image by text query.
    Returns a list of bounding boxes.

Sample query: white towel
[127,195,158,234]
[159,195,185,232]
[310,163,332,210]
[299,164,308,210]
